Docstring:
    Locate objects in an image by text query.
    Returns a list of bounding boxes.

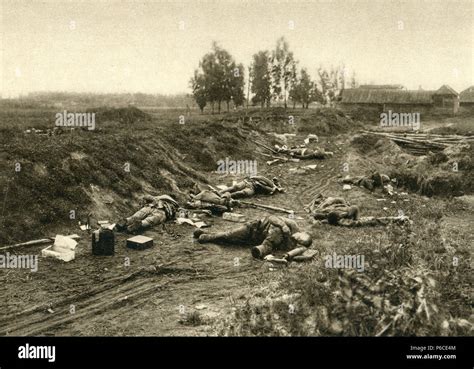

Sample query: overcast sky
[1,0,472,97]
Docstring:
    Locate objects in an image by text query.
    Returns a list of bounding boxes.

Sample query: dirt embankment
[231,107,361,135]
[0,107,358,245]
[0,108,255,245]
[349,133,474,197]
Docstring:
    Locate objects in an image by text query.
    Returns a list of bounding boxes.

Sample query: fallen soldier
[218,176,283,199]
[306,193,359,221]
[307,194,411,227]
[274,145,333,159]
[340,171,392,192]
[193,215,312,260]
[326,212,411,227]
[116,194,180,233]
[187,189,240,215]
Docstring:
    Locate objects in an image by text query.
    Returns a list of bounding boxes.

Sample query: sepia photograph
[0,0,472,367]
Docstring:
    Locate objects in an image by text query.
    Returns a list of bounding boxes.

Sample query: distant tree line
[190,37,358,113]
[10,92,195,109]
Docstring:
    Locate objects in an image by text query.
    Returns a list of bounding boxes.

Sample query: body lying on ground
[218,176,283,199]
[186,189,239,215]
[340,171,392,192]
[116,194,180,233]
[306,193,360,221]
[307,193,411,227]
[193,215,312,260]
[274,145,333,159]
[326,213,411,227]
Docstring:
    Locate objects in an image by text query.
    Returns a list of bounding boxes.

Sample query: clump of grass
[179,311,205,326]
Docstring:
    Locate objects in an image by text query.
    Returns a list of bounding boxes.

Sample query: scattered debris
[0,234,80,252]
[289,165,317,175]
[362,130,474,156]
[304,134,319,145]
[175,217,208,228]
[240,201,294,214]
[342,184,352,191]
[263,255,288,265]
[384,184,394,195]
[41,235,78,262]
[222,212,247,223]
[271,133,296,145]
[266,159,282,166]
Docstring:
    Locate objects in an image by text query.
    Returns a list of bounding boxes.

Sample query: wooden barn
[339,85,459,115]
[432,85,459,113]
[339,88,435,114]
[358,84,404,90]
[460,86,474,109]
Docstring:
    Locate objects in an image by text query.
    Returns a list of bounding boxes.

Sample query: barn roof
[359,84,404,90]
[460,86,474,103]
[340,89,435,105]
[434,85,458,96]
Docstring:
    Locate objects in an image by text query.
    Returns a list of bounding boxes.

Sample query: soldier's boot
[229,199,240,208]
[116,218,128,231]
[193,229,206,238]
[251,243,273,259]
[197,234,215,244]
[327,211,341,226]
[127,220,142,234]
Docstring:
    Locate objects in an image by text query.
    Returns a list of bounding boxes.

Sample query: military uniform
[195,215,305,259]
[219,176,282,199]
[307,194,359,221]
[337,216,410,227]
[277,146,333,159]
[186,190,235,214]
[341,172,391,191]
[124,195,180,232]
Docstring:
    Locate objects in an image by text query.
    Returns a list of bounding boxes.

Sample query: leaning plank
[0,235,81,252]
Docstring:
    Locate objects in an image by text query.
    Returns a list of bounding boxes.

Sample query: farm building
[339,85,459,115]
[359,84,405,90]
[432,85,460,113]
[460,86,474,108]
